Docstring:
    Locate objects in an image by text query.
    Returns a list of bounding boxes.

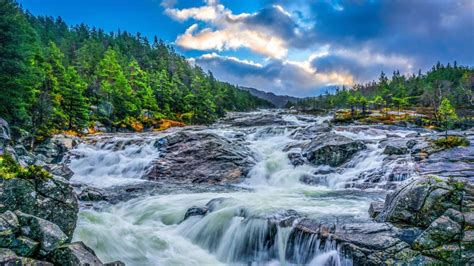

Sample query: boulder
[145,131,256,184]
[34,135,79,164]
[368,202,384,218]
[287,152,305,166]
[183,206,208,220]
[383,143,408,155]
[412,215,462,250]
[0,176,78,239]
[15,211,68,256]
[302,133,366,167]
[78,187,106,202]
[376,176,464,228]
[48,241,103,266]
[43,164,74,180]
[0,248,52,266]
[0,211,20,247]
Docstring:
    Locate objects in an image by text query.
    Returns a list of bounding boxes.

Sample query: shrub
[0,153,51,180]
[433,136,470,149]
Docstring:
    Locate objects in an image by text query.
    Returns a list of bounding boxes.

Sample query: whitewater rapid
[69,111,420,265]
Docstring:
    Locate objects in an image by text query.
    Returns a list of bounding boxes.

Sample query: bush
[433,136,470,149]
[0,153,51,180]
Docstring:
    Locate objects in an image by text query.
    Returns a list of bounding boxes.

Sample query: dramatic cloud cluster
[164,0,474,96]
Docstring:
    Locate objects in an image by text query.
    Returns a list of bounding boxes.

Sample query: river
[67,110,424,265]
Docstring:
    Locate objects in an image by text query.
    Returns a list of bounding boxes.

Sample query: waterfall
[70,111,421,265]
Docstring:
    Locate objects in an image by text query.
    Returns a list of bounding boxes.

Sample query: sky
[19,0,474,97]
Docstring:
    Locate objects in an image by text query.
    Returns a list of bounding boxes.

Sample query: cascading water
[70,111,421,265]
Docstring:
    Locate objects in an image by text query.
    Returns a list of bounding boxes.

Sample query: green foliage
[0,0,272,137]
[433,136,469,149]
[438,98,458,137]
[294,63,474,120]
[0,153,51,180]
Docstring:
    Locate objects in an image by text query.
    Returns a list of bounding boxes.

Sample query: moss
[433,136,470,149]
[0,153,51,180]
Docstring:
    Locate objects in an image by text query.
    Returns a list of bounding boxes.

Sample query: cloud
[192,53,354,97]
[164,0,474,96]
[164,1,311,59]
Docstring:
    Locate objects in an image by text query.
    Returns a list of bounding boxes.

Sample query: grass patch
[0,153,51,180]
[433,136,470,149]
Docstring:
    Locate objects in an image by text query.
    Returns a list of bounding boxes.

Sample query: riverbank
[1,110,473,265]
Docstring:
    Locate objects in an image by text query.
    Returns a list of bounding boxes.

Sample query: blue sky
[19,0,474,97]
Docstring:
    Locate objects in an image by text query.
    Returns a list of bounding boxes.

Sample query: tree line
[0,0,273,139]
[290,62,474,120]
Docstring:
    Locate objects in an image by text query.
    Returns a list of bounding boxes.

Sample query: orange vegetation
[155,119,185,131]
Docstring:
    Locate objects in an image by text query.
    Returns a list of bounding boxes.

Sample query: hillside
[240,87,300,108]
[0,0,273,139]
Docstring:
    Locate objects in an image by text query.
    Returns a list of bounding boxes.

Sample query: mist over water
[70,111,420,265]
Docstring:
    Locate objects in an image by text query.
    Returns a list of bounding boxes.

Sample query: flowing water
[69,111,421,265]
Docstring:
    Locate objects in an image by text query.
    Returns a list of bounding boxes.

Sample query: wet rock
[0,211,20,247]
[412,215,462,250]
[34,135,80,164]
[145,131,256,184]
[0,247,53,266]
[8,236,39,257]
[48,241,103,266]
[221,112,290,127]
[261,209,301,227]
[15,211,68,256]
[302,133,366,167]
[290,125,331,140]
[376,176,464,228]
[78,187,106,202]
[104,261,126,266]
[43,164,74,180]
[0,177,78,239]
[287,152,305,166]
[183,206,208,220]
[383,142,408,155]
[368,202,384,218]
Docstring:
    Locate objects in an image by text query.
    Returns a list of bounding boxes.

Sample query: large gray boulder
[15,211,68,256]
[302,133,366,167]
[34,135,80,164]
[0,248,53,266]
[48,241,103,266]
[145,131,256,184]
[0,176,78,239]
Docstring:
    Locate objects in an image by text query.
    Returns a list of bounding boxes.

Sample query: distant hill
[240,87,301,108]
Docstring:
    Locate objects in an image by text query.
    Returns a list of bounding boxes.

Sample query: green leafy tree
[438,97,458,139]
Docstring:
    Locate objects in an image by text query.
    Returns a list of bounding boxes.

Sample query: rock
[376,176,464,228]
[48,241,103,266]
[0,177,78,239]
[43,164,74,180]
[0,248,53,266]
[104,261,126,266]
[8,236,39,257]
[221,112,290,127]
[15,211,68,256]
[412,215,462,250]
[302,133,366,167]
[383,143,408,155]
[287,152,305,166]
[34,135,79,164]
[368,202,384,218]
[183,206,208,220]
[145,131,256,184]
[78,187,106,201]
[290,125,331,140]
[0,211,20,247]
[0,118,11,150]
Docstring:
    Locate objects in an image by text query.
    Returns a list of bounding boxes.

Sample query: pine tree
[62,67,89,131]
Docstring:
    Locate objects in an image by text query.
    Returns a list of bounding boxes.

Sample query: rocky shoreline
[1,110,473,265]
